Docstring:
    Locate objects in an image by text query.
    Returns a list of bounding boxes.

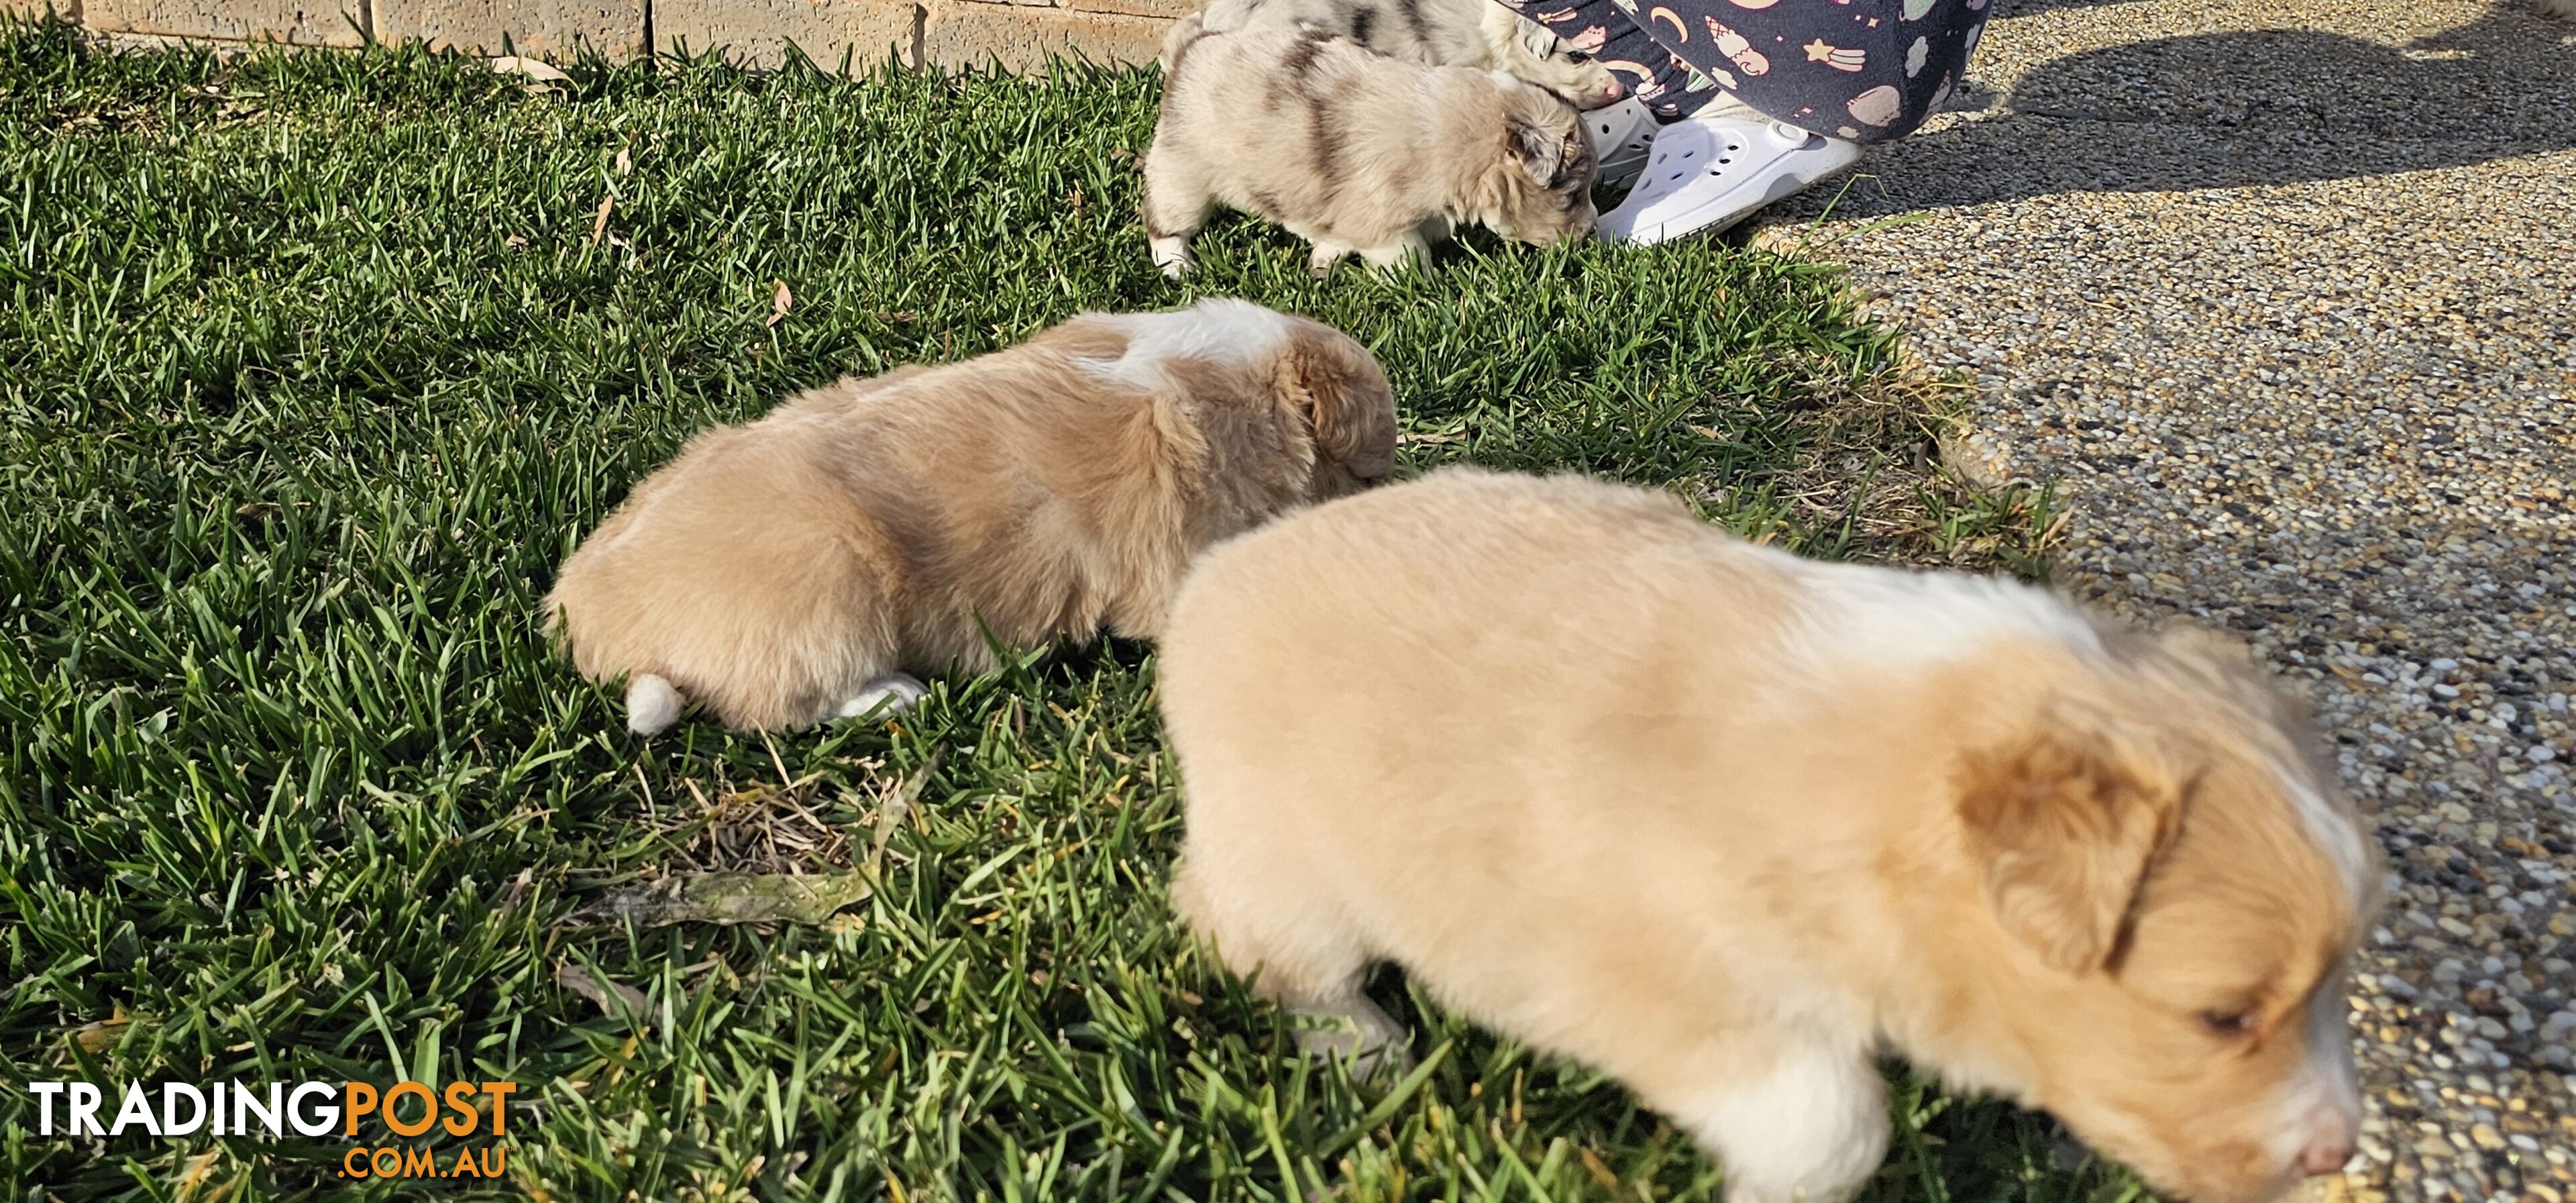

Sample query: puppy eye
[2200,1010,2255,1039]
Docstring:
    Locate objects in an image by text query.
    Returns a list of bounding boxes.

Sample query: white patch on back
[1780,556,2102,672]
[1078,298,1293,388]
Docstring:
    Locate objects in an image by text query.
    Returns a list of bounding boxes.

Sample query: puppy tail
[626,673,688,737]
[1159,11,1208,74]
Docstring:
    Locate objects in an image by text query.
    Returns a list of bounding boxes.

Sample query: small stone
[2469,1123,2506,1151]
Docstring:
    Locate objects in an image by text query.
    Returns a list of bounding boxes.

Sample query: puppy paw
[1150,239,1196,279]
[1289,998,1413,1083]
[834,674,928,721]
[625,673,687,736]
[1357,245,1424,274]
[1305,246,1347,278]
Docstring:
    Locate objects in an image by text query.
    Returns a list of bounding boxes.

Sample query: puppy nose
[2297,1120,2356,1177]
[1603,79,1623,101]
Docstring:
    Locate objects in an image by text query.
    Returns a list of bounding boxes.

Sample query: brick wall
[5,0,1193,70]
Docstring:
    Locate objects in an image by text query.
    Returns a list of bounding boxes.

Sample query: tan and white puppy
[1144,18,1597,278]
[1159,468,2381,1203]
[1199,0,1626,109]
[543,299,1397,735]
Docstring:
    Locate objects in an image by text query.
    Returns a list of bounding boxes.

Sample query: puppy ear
[1956,702,2190,975]
[1508,117,1566,187]
[1275,326,1389,470]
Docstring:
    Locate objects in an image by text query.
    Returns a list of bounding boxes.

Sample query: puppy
[1199,0,1625,109]
[543,299,1397,735]
[1144,19,1597,278]
[1159,467,2381,1203]
[2541,0,2575,19]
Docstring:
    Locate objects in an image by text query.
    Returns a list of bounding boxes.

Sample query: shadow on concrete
[1986,0,2153,15]
[1787,3,2576,216]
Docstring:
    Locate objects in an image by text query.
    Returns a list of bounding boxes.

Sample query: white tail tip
[625,674,686,735]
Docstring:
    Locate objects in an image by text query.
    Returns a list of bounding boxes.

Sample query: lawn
[0,23,2117,1202]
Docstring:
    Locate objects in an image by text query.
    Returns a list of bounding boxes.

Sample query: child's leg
[1507,0,1994,141]
[1509,0,1703,119]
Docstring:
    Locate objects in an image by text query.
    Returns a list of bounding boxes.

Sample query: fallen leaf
[556,963,651,1019]
[767,281,792,327]
[489,56,570,83]
[868,749,943,876]
[71,1005,130,1053]
[1577,1145,1619,1190]
[614,146,632,176]
[580,871,872,927]
[174,1147,221,1198]
[591,194,614,244]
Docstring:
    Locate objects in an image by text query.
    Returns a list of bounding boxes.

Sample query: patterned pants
[1505,0,1994,142]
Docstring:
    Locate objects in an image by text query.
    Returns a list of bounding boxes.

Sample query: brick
[84,0,364,45]
[920,1,1168,71]
[375,0,645,60]
[655,0,921,70]
[1063,0,1194,19]
[1,0,80,24]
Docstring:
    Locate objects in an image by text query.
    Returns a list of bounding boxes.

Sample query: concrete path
[1760,1,2576,1197]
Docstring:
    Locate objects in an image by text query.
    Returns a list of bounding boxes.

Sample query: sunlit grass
[0,23,2095,1200]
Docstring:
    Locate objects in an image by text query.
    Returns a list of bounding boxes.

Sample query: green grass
[0,23,2104,1202]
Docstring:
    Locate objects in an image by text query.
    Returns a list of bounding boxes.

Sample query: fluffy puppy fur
[1144,18,1597,278]
[1159,468,2383,1203]
[1199,0,1625,109]
[543,299,1397,735]
[2541,0,2575,20]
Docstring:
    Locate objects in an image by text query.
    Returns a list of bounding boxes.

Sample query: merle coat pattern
[1199,0,1623,109]
[1144,17,1598,276]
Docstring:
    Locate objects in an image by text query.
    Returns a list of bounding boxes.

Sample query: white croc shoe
[1595,110,1864,246]
[1584,97,1660,193]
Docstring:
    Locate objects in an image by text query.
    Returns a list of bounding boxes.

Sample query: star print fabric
[1505,0,1991,141]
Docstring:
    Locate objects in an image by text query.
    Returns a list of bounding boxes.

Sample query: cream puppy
[1144,18,1597,278]
[1159,468,2381,1203]
[544,299,1396,735]
[1199,0,1626,109]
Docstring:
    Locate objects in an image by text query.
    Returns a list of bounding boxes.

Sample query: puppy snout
[2294,1110,2357,1178]
[1601,78,1623,102]
[2297,1127,2355,1178]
